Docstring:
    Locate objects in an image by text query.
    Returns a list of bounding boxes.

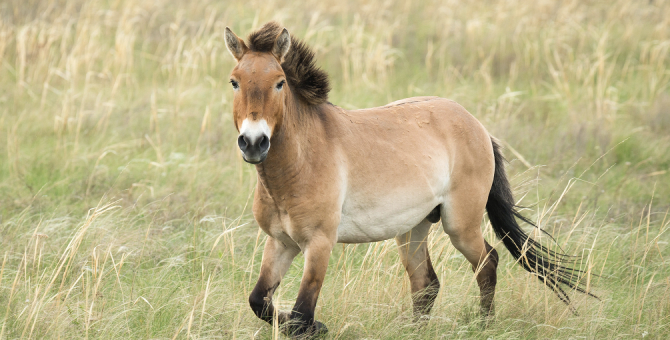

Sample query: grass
[1,0,669,338]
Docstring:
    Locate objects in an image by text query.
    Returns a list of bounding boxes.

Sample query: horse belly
[336,187,443,243]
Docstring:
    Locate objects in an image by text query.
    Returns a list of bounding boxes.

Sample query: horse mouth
[242,152,268,164]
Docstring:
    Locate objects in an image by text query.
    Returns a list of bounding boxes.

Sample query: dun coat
[224,22,594,337]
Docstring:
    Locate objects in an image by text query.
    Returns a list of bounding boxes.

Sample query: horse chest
[257,194,322,248]
[275,213,299,248]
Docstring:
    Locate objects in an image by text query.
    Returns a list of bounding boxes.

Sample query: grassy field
[1,0,669,338]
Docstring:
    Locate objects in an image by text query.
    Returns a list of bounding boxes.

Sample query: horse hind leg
[395,219,440,320]
[441,201,499,318]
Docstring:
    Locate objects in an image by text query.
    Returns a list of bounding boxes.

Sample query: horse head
[225,25,291,164]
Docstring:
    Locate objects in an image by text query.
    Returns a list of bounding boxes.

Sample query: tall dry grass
[0,0,669,338]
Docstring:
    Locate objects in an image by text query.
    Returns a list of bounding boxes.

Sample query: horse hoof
[311,320,328,335]
[285,320,328,339]
[413,314,431,326]
[479,314,495,328]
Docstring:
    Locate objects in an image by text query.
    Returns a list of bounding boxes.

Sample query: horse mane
[246,22,331,106]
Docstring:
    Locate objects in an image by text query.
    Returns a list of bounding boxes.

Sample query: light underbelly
[334,129,451,244]
[336,189,443,243]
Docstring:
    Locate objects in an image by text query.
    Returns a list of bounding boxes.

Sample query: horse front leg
[287,233,334,337]
[249,237,301,324]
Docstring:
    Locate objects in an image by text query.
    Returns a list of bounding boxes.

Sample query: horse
[224,22,593,337]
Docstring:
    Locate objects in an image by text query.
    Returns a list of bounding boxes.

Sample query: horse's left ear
[272,28,291,62]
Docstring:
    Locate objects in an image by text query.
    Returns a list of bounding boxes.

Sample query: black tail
[486,138,596,306]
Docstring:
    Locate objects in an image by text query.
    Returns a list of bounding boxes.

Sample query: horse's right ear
[225,27,248,61]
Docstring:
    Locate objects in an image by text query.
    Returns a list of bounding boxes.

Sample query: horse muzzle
[238,133,270,164]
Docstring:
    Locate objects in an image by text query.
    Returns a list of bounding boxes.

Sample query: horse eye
[276,80,285,90]
[230,80,239,90]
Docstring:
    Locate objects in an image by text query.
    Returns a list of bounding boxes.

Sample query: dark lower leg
[288,283,324,335]
[249,239,299,325]
[249,281,290,324]
[396,221,440,320]
[411,249,440,318]
[286,237,333,337]
[474,241,498,317]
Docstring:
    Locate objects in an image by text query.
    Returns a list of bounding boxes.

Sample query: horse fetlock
[479,283,496,315]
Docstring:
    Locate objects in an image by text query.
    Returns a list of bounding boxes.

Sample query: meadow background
[1,0,669,338]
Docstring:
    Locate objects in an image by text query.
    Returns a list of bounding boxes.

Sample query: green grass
[1,0,669,338]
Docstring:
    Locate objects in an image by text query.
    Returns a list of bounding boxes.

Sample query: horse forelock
[246,22,331,106]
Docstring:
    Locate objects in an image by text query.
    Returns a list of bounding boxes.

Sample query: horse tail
[485,137,596,306]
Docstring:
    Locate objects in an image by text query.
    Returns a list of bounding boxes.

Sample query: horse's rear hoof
[413,314,431,326]
[479,314,495,329]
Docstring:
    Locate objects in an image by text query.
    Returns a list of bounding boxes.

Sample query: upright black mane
[246,22,331,106]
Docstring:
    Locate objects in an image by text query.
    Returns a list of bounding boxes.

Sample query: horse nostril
[238,135,248,151]
[259,135,270,152]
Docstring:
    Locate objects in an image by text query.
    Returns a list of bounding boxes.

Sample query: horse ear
[225,27,248,61]
[272,28,291,62]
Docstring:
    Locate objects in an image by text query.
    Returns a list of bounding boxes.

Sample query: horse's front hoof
[311,320,328,336]
[284,320,328,339]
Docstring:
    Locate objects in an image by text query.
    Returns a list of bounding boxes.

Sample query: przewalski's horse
[225,22,593,337]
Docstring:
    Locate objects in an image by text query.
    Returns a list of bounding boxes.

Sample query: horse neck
[254,93,324,196]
